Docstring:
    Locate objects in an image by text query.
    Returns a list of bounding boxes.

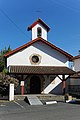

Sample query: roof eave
[4,37,73,60]
[72,55,80,60]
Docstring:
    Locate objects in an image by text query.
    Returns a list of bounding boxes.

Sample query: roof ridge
[27,18,50,32]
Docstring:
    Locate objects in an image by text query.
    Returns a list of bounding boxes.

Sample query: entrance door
[30,76,41,94]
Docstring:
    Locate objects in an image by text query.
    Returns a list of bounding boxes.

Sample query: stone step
[38,95,64,101]
[14,94,64,101]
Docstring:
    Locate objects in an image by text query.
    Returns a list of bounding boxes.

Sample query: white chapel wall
[73,59,80,72]
[7,41,69,68]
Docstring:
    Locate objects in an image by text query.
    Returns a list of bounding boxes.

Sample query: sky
[0,0,80,56]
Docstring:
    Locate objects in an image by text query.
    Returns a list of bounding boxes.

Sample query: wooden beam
[62,75,66,95]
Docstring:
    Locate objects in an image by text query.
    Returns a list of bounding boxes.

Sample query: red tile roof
[72,55,80,60]
[9,66,75,75]
[27,18,50,32]
[4,37,73,60]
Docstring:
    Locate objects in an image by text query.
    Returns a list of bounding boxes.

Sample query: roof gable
[27,18,50,32]
[4,37,73,60]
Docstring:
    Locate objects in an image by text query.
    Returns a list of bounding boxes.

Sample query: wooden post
[20,81,24,95]
[21,86,24,95]
[62,75,66,95]
[62,75,67,103]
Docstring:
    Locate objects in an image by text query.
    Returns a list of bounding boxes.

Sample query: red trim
[21,86,24,95]
[4,37,73,60]
[72,55,80,60]
[4,38,39,57]
[27,18,50,32]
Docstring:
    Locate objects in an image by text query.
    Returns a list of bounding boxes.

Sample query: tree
[0,46,11,72]
[0,46,19,96]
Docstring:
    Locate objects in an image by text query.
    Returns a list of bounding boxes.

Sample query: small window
[29,54,41,65]
[32,55,39,63]
[37,27,42,37]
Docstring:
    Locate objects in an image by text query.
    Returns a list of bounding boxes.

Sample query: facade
[68,54,80,96]
[4,18,75,95]
[72,54,80,72]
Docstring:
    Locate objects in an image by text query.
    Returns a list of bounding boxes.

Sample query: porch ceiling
[9,66,75,75]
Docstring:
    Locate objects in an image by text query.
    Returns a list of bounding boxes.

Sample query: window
[32,55,39,63]
[37,27,42,37]
[29,54,41,65]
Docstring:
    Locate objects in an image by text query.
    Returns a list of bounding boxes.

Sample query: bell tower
[28,18,50,41]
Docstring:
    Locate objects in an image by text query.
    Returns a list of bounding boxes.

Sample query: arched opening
[37,27,42,37]
[30,76,41,94]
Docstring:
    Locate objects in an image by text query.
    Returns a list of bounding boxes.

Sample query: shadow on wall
[50,82,62,95]
[50,80,69,95]
[33,42,67,63]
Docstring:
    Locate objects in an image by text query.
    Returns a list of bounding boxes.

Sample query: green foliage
[0,46,19,96]
[3,68,9,74]
[0,46,11,72]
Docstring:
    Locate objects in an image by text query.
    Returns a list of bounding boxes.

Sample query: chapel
[4,18,75,95]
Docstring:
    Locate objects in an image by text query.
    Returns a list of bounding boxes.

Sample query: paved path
[0,101,80,120]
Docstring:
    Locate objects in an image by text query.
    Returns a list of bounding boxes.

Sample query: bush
[0,72,19,96]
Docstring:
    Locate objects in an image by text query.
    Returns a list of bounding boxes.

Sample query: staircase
[43,77,62,94]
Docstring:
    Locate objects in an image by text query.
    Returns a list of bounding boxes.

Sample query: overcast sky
[0,0,80,56]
